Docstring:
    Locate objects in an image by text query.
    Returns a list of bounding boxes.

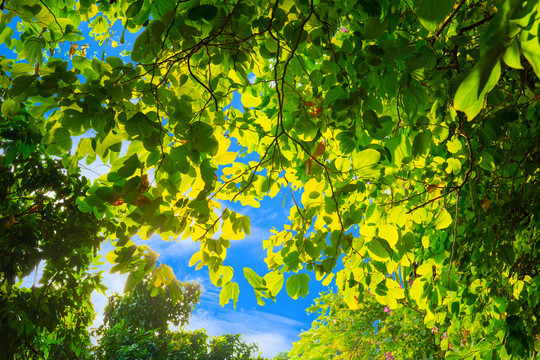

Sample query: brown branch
[448,191,460,285]
[196,211,224,242]
[187,55,219,112]
[39,0,65,38]
[395,83,403,136]
[458,14,495,35]
[384,188,430,208]
[435,0,468,38]
[284,175,309,224]
[406,192,448,214]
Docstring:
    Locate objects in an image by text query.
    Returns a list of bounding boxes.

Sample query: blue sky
[89,192,330,357]
[6,15,333,358]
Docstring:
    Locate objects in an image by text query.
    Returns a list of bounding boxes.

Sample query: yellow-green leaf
[435,208,452,230]
[286,273,310,300]
[454,45,504,120]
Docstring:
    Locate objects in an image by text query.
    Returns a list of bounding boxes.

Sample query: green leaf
[219,281,240,309]
[396,232,416,254]
[123,273,139,293]
[117,154,140,178]
[412,131,431,157]
[378,224,399,246]
[415,0,455,32]
[324,86,348,105]
[241,216,250,236]
[286,273,310,299]
[131,28,150,63]
[352,148,381,178]
[188,5,218,22]
[521,34,540,78]
[0,26,14,46]
[401,85,428,116]
[365,17,388,39]
[126,0,144,18]
[498,244,516,266]
[200,158,216,184]
[454,45,505,120]
[95,187,123,203]
[243,267,263,289]
[43,126,72,156]
[168,279,184,303]
[263,272,284,296]
[502,40,523,69]
[435,208,452,230]
[477,151,495,171]
[170,146,190,174]
[23,36,45,65]
[363,110,381,135]
[241,90,262,108]
[10,75,37,97]
[1,99,19,119]
[336,131,357,153]
[446,158,461,174]
[367,237,392,261]
[446,137,462,154]
[409,279,425,302]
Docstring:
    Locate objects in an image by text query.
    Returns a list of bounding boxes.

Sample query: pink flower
[431,325,439,334]
[383,306,392,315]
[340,27,350,34]
[385,352,395,360]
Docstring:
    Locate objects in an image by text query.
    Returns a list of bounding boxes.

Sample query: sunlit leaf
[415,0,455,32]
[435,208,452,230]
[286,273,310,300]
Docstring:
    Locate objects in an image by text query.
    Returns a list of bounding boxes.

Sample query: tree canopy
[0,114,113,359]
[1,0,539,358]
[90,278,265,360]
[288,289,444,359]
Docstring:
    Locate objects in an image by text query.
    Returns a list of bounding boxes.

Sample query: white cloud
[246,332,293,357]
[134,234,200,259]
[183,306,305,358]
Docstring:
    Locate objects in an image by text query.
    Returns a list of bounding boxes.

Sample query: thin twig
[435,0,468,38]
[458,14,495,35]
[448,191,459,285]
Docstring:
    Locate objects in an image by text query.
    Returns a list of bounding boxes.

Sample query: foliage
[272,352,289,360]
[98,277,201,336]
[1,0,540,358]
[0,114,110,359]
[90,278,265,360]
[287,289,444,359]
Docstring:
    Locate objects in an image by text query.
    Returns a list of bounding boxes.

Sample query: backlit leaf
[454,45,505,120]
[415,0,455,32]
[435,208,452,230]
[286,273,310,299]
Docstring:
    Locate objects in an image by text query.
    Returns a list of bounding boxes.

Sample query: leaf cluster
[1,0,539,358]
[0,113,113,359]
[287,289,444,360]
